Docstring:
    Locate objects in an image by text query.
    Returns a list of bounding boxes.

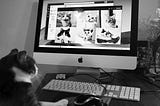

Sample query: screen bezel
[34,0,139,56]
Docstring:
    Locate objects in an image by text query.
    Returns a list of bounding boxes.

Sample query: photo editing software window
[39,0,132,51]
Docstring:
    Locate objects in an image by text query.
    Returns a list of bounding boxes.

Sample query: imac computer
[33,0,139,72]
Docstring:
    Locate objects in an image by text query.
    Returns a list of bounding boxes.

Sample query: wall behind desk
[0,0,159,74]
[0,0,37,57]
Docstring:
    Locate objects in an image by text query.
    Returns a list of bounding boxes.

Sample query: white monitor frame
[33,0,139,71]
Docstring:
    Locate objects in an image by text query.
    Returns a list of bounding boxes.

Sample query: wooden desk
[36,70,160,106]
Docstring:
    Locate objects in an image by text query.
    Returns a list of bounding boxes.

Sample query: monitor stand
[74,67,116,84]
[75,67,118,82]
[76,67,101,79]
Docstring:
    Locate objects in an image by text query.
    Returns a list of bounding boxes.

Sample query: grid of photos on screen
[46,5,122,46]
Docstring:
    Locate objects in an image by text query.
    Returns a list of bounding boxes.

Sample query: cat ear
[68,13,71,17]
[17,51,27,64]
[60,28,63,31]
[91,29,93,33]
[8,48,18,55]
[101,29,105,33]
[67,28,70,31]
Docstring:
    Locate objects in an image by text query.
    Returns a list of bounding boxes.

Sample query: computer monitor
[33,0,139,71]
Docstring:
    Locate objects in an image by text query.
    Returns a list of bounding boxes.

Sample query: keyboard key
[106,85,111,90]
[120,86,126,98]
[124,87,130,99]
[129,87,135,100]
[113,95,118,98]
[115,86,120,91]
[134,88,140,101]
[111,85,116,91]
[108,92,113,97]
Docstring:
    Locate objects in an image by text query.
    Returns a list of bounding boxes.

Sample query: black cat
[101,29,112,38]
[0,49,40,106]
[57,28,71,43]
[0,49,69,106]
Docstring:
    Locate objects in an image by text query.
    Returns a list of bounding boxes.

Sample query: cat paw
[40,99,68,106]
[55,99,68,106]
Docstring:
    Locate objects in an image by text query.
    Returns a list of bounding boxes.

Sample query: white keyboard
[43,79,140,101]
[43,79,104,96]
[104,85,140,101]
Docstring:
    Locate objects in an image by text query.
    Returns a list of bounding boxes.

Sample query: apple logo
[78,57,83,63]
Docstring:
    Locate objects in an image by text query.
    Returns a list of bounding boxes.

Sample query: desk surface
[36,70,160,106]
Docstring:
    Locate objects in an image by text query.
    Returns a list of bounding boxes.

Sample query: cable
[98,68,160,93]
[99,68,128,85]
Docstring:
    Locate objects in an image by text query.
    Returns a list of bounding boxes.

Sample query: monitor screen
[34,0,139,70]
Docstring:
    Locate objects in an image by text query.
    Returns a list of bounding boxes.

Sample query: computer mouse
[74,95,103,106]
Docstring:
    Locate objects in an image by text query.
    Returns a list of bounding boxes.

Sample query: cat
[0,49,68,106]
[78,28,94,42]
[84,13,97,32]
[56,28,71,43]
[97,29,120,44]
[107,15,118,28]
[101,29,113,38]
[106,10,118,28]
[83,28,94,41]
[0,49,40,106]
[80,13,97,41]
[86,13,97,23]
[57,12,72,27]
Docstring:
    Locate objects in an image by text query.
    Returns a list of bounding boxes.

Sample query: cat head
[0,49,39,98]
[61,12,71,21]
[0,49,37,74]
[83,28,93,40]
[101,29,112,37]
[86,14,97,23]
[57,12,72,27]
[0,49,38,83]
[107,14,118,28]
